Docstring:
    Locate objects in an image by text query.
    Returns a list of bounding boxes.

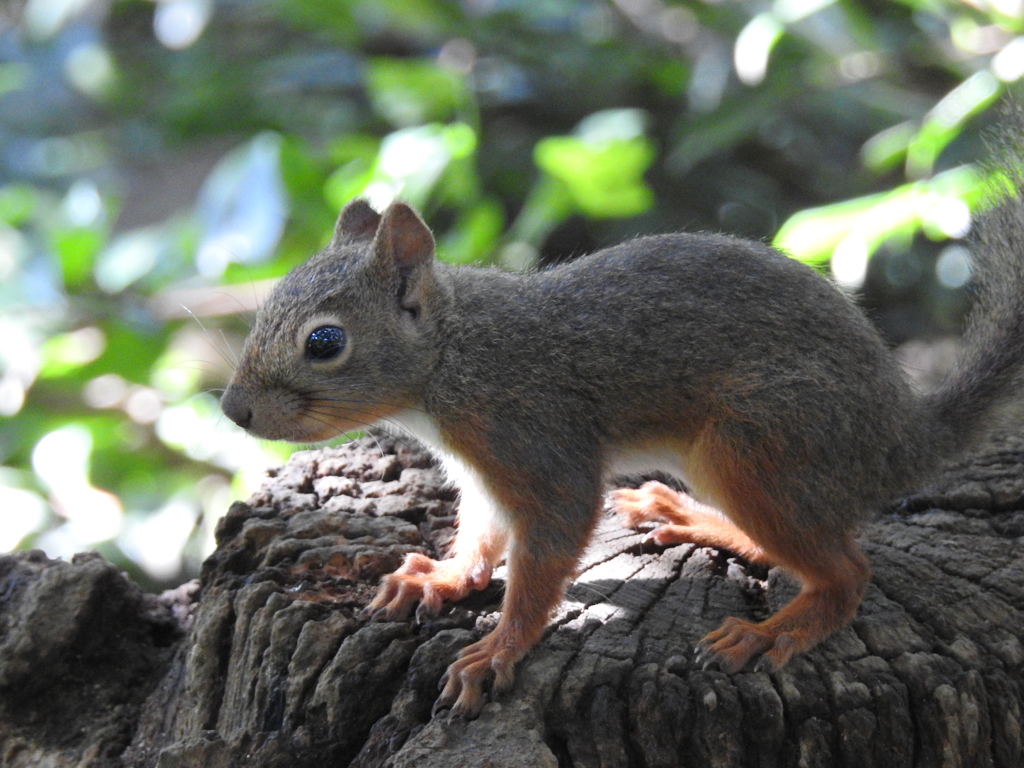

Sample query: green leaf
[38,327,107,379]
[366,58,468,127]
[81,323,171,384]
[327,134,381,166]
[535,135,654,218]
[324,159,375,212]
[337,123,478,210]
[0,185,37,225]
[862,121,917,174]
[53,227,104,287]
[774,165,994,266]
[906,72,1002,179]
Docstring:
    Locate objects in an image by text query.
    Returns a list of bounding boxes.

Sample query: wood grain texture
[2,433,1023,767]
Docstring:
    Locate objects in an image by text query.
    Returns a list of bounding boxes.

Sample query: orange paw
[433,631,522,719]
[608,482,712,547]
[695,616,798,673]
[607,481,690,530]
[609,481,768,562]
[359,552,492,624]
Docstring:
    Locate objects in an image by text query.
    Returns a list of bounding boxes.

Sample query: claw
[431,694,453,719]
[694,643,722,671]
[358,603,394,623]
[415,599,440,625]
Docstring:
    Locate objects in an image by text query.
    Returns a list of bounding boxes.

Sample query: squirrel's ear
[372,202,435,272]
[331,199,382,244]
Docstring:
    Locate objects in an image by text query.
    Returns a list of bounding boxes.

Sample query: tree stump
[2,433,1024,767]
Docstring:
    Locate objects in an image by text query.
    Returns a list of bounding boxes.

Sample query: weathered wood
[2,433,1024,767]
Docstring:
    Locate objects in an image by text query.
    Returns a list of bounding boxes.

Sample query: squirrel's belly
[603,442,690,486]
[385,408,446,451]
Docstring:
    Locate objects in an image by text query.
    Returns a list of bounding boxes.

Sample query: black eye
[305,326,346,361]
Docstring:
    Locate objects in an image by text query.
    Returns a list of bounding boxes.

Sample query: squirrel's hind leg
[690,431,871,672]
[696,534,869,672]
[613,430,872,673]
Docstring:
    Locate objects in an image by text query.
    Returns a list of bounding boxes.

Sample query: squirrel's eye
[305,326,346,361]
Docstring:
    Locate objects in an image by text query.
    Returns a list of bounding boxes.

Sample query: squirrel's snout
[221,387,253,430]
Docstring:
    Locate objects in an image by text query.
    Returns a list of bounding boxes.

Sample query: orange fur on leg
[435,544,579,717]
[611,427,872,673]
[691,430,871,671]
[696,536,869,671]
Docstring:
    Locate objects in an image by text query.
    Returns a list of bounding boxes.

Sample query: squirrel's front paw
[433,632,520,719]
[359,552,492,624]
[607,481,701,545]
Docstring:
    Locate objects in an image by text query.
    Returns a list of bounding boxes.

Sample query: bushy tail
[927,100,1024,452]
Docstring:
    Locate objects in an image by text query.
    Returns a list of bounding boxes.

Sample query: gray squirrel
[221,108,1024,718]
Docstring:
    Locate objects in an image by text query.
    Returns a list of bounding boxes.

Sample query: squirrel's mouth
[222,383,408,444]
[241,411,361,444]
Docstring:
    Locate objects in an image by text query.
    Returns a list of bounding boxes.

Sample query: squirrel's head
[220,199,443,442]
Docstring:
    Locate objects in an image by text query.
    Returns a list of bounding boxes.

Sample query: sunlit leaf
[775,165,996,266]
[327,134,381,166]
[0,484,46,550]
[906,72,1002,179]
[38,327,106,379]
[535,135,654,218]
[324,159,375,212]
[533,109,655,220]
[322,135,383,214]
[344,123,479,210]
[52,226,103,287]
[734,12,784,86]
[0,185,37,225]
[366,58,468,127]
[195,132,289,278]
[94,227,164,293]
[862,121,916,173]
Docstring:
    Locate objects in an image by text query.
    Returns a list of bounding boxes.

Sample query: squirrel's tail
[926,101,1024,453]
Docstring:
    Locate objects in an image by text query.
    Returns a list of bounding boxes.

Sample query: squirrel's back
[430,232,926,529]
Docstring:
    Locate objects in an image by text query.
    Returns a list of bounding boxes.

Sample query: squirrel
[220,111,1024,719]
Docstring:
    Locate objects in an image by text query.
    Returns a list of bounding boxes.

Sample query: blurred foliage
[0,0,1022,588]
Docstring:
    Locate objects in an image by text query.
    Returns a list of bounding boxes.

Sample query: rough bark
[2,433,1024,768]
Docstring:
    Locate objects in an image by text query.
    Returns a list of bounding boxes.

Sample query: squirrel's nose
[221,388,253,430]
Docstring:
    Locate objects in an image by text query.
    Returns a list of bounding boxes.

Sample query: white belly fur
[602,442,691,486]
[385,409,513,538]
[386,409,693,494]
